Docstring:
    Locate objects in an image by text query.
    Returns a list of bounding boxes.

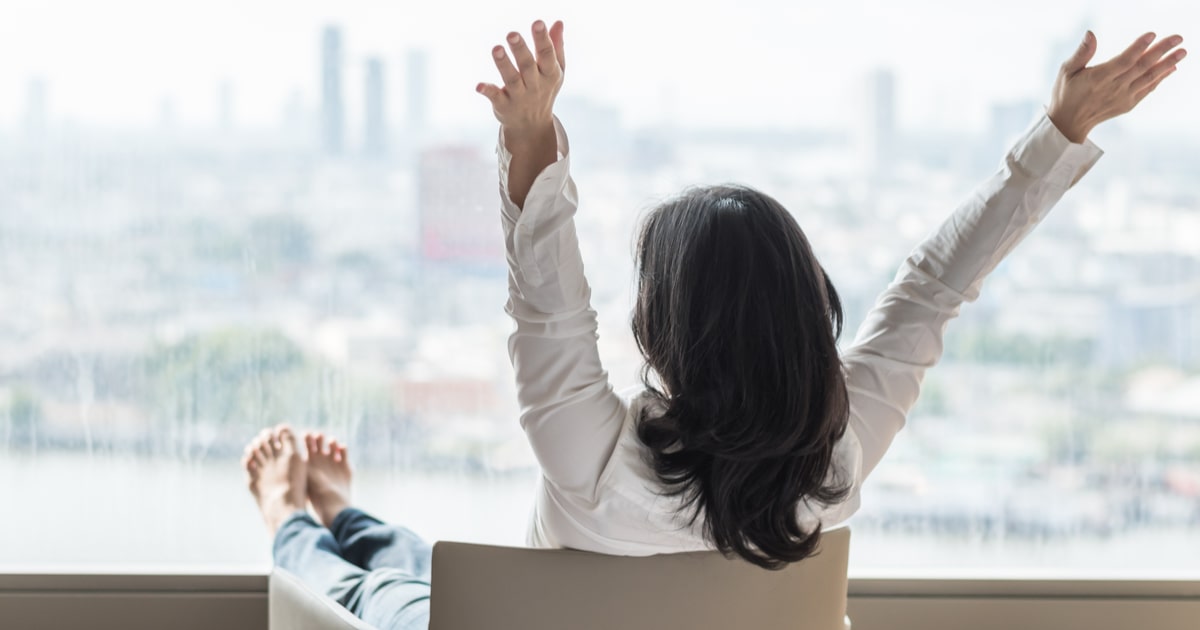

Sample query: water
[2,453,1197,577]
[0,453,534,570]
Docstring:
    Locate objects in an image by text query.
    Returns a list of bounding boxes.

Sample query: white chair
[269,526,851,630]
[270,568,375,630]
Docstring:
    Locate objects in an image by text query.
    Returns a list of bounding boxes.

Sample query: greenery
[140,328,396,458]
[945,330,1096,366]
[2,387,44,447]
[249,214,313,267]
[188,213,314,269]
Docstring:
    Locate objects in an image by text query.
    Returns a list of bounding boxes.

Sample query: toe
[253,429,272,456]
[314,433,326,456]
[277,426,298,456]
[245,445,263,474]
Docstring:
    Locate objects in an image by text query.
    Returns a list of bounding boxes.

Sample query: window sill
[3,571,1199,597]
[2,572,1198,630]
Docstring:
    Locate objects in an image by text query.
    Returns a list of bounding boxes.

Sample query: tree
[249,214,314,268]
[4,387,44,449]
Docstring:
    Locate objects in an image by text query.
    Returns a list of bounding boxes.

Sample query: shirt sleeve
[498,116,627,500]
[841,113,1104,481]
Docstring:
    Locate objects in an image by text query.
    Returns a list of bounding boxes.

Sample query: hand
[476,20,566,136]
[476,20,566,210]
[1048,31,1186,144]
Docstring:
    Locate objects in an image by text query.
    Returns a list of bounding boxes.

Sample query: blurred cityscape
[1,23,1199,556]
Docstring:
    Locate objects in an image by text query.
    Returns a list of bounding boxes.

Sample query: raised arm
[477,20,566,210]
[477,21,626,499]
[842,31,1186,480]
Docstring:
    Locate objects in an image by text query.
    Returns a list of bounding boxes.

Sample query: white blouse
[497,113,1103,555]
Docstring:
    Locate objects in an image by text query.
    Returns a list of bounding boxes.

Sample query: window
[1,0,1197,572]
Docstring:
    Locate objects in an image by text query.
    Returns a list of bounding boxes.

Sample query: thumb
[1062,30,1097,74]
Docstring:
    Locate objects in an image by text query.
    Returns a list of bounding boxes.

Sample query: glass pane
[1,0,1197,572]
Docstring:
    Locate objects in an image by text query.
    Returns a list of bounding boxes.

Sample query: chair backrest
[428,527,850,630]
[270,567,377,630]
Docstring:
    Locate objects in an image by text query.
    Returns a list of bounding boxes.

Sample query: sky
[0,0,1195,134]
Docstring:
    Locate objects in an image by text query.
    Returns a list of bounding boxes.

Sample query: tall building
[406,50,430,132]
[321,25,345,156]
[23,78,48,136]
[158,96,177,130]
[864,68,896,173]
[219,80,234,131]
[418,146,502,266]
[364,57,387,157]
[279,88,307,149]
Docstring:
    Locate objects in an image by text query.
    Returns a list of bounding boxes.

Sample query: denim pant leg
[274,511,431,630]
[329,508,433,578]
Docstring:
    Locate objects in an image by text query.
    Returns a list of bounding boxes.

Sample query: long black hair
[632,185,851,569]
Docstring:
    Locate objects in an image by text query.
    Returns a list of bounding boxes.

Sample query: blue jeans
[273,508,432,630]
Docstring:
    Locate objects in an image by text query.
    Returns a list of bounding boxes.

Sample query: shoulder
[592,386,660,488]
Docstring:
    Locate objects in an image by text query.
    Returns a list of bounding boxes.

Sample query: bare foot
[243,424,307,536]
[304,431,353,528]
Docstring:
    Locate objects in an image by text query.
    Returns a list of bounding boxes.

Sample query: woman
[244,21,1185,629]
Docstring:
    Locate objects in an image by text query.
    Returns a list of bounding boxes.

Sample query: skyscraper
[158,96,177,131]
[321,25,345,156]
[406,50,430,132]
[364,57,387,157]
[864,68,896,173]
[219,80,234,131]
[23,78,47,136]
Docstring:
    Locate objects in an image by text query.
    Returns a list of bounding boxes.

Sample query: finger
[492,45,523,89]
[1118,37,1185,84]
[476,82,506,104]
[1139,34,1185,69]
[1101,32,1157,75]
[531,20,560,76]
[549,20,566,71]
[1062,30,1097,74]
[507,31,537,76]
[1134,65,1179,102]
[1130,49,1186,91]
